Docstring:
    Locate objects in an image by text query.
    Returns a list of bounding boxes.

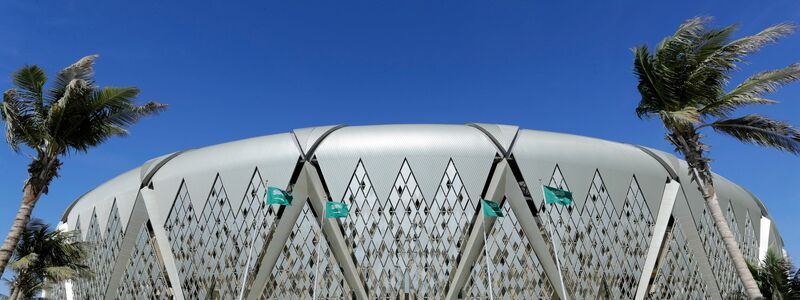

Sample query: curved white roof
[64,123,775,226]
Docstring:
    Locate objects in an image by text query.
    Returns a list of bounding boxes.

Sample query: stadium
[54,124,784,299]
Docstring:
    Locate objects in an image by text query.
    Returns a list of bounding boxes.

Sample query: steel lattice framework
[56,124,781,300]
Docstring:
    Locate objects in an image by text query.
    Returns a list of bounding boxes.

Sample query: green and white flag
[481,199,504,217]
[325,202,349,218]
[543,185,573,205]
[266,186,293,206]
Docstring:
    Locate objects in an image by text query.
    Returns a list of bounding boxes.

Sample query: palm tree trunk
[9,287,19,300]
[690,167,764,299]
[8,278,24,300]
[673,132,764,299]
[0,183,40,275]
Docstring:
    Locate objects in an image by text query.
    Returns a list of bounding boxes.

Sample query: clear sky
[0,0,798,288]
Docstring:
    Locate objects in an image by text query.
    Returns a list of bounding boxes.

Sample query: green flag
[481,199,504,217]
[325,202,349,218]
[543,185,573,205]
[266,186,293,206]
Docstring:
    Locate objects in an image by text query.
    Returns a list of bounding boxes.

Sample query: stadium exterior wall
[53,124,785,300]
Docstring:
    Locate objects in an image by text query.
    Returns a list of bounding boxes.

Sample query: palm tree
[632,17,800,299]
[748,248,800,299]
[5,219,90,299]
[0,55,166,274]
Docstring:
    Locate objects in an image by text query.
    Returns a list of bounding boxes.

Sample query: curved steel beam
[245,166,312,300]
[444,160,508,299]
[303,163,369,299]
[466,123,519,158]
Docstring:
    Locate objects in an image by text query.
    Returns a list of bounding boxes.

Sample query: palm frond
[43,266,78,281]
[659,107,701,127]
[653,17,713,107]
[633,45,668,118]
[12,65,46,102]
[641,17,737,113]
[52,86,165,153]
[672,16,712,44]
[701,64,800,116]
[706,114,800,154]
[694,25,737,61]
[133,101,168,116]
[720,23,795,60]
[106,100,167,129]
[9,253,38,271]
[691,23,794,77]
[1,89,42,151]
[655,17,712,70]
[750,248,797,299]
[12,65,49,127]
[90,86,142,112]
[5,220,90,297]
[45,78,93,152]
[47,54,98,104]
[683,25,738,105]
[3,55,166,158]
[2,90,25,151]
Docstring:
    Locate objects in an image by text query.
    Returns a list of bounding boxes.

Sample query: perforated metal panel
[698,202,746,298]
[261,203,352,299]
[742,211,758,263]
[48,281,68,299]
[332,158,481,298]
[726,201,745,258]
[74,201,124,299]
[535,166,655,299]
[460,199,555,299]
[164,170,279,299]
[648,219,710,299]
[420,159,477,296]
[116,225,172,299]
[722,202,759,265]
[607,176,654,299]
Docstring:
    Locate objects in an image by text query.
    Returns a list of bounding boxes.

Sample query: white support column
[138,187,184,300]
[634,178,681,300]
[65,281,75,300]
[56,222,75,300]
[246,166,311,300]
[304,163,369,299]
[444,160,508,300]
[758,217,772,262]
[105,191,186,300]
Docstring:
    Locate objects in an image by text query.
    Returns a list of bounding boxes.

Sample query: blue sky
[0,0,799,286]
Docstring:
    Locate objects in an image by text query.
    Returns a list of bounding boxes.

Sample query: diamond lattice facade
[57,124,785,299]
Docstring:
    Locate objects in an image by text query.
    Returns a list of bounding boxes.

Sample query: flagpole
[237,197,268,300]
[547,220,569,300]
[482,218,495,300]
[541,183,569,300]
[311,200,325,300]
